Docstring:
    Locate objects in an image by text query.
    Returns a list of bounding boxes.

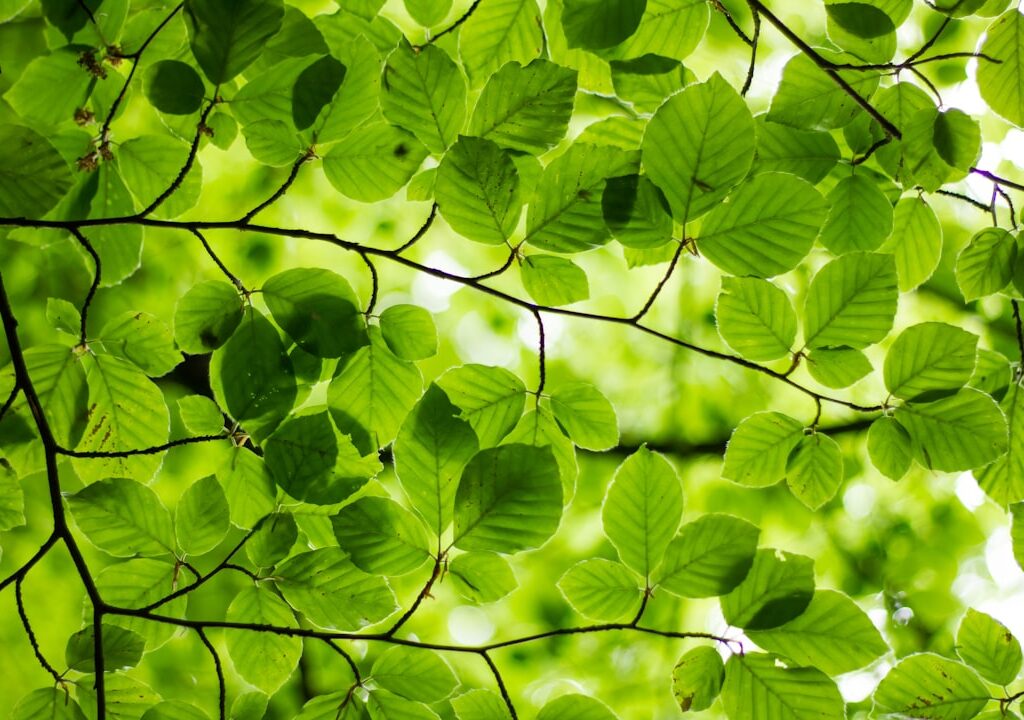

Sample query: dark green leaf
[720,548,814,630]
[144,60,206,115]
[184,0,285,83]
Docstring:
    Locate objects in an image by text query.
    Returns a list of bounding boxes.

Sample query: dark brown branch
[0,534,58,594]
[385,556,442,636]
[422,0,482,45]
[69,227,101,346]
[935,188,991,212]
[359,252,380,316]
[1012,300,1024,373]
[196,628,226,720]
[100,3,185,142]
[532,309,546,397]
[632,239,687,322]
[190,229,247,293]
[56,433,225,458]
[741,3,761,96]
[137,99,218,217]
[0,384,20,424]
[393,203,438,254]
[482,652,517,719]
[0,214,884,414]
[15,577,63,683]
[323,639,362,685]
[239,152,312,223]
[713,0,753,46]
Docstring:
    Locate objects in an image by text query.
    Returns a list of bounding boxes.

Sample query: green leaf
[382,40,466,154]
[141,701,210,720]
[274,547,397,630]
[67,478,174,557]
[806,347,872,388]
[609,55,690,114]
[5,50,94,129]
[716,277,798,362]
[561,0,646,50]
[879,195,943,292]
[218,449,277,530]
[458,0,544,85]
[549,381,618,451]
[0,465,25,531]
[976,382,1024,504]
[803,252,898,350]
[173,281,244,355]
[315,34,383,144]
[747,590,887,675]
[448,551,518,603]
[978,10,1024,126]
[225,585,302,694]
[174,475,229,556]
[521,255,590,306]
[642,73,755,222]
[78,673,161,720]
[786,433,843,510]
[609,0,710,62]
[970,349,1012,397]
[331,496,431,575]
[437,364,526,447]
[452,689,512,720]
[177,395,224,436]
[884,322,978,400]
[827,2,896,37]
[144,59,206,115]
[264,412,377,505]
[5,345,87,450]
[466,59,577,155]
[720,548,814,630]
[656,514,759,598]
[698,173,827,278]
[328,327,423,453]
[453,444,562,552]
[295,693,363,720]
[97,311,181,377]
[768,52,881,130]
[263,267,366,358]
[903,107,981,191]
[117,135,203,219]
[722,412,804,487]
[602,446,683,579]
[955,228,1016,301]
[65,624,145,673]
[404,0,452,25]
[0,125,73,218]
[184,0,284,83]
[722,653,844,720]
[292,54,346,132]
[11,689,87,720]
[372,646,458,703]
[873,653,989,720]
[536,695,618,720]
[394,383,480,537]
[557,558,642,621]
[673,646,725,713]
[435,135,522,244]
[46,297,81,337]
[525,142,640,252]
[868,415,914,480]
[246,512,297,567]
[818,174,893,255]
[322,121,429,202]
[753,119,840,184]
[210,307,297,443]
[367,690,439,720]
[602,174,674,250]
[895,388,1008,472]
[957,608,1022,685]
[504,406,579,500]
[380,305,437,361]
[95,559,186,650]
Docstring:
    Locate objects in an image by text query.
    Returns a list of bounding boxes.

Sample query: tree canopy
[1,0,1024,718]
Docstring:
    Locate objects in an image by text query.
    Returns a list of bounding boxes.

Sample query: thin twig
[196,628,226,720]
[190,229,248,293]
[68,227,101,346]
[56,434,225,458]
[239,151,312,223]
[393,203,438,254]
[359,252,380,316]
[422,0,482,45]
[385,557,442,637]
[742,4,761,96]
[15,577,63,683]
[482,651,517,719]
[137,99,218,217]
[532,308,546,398]
[632,239,688,322]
